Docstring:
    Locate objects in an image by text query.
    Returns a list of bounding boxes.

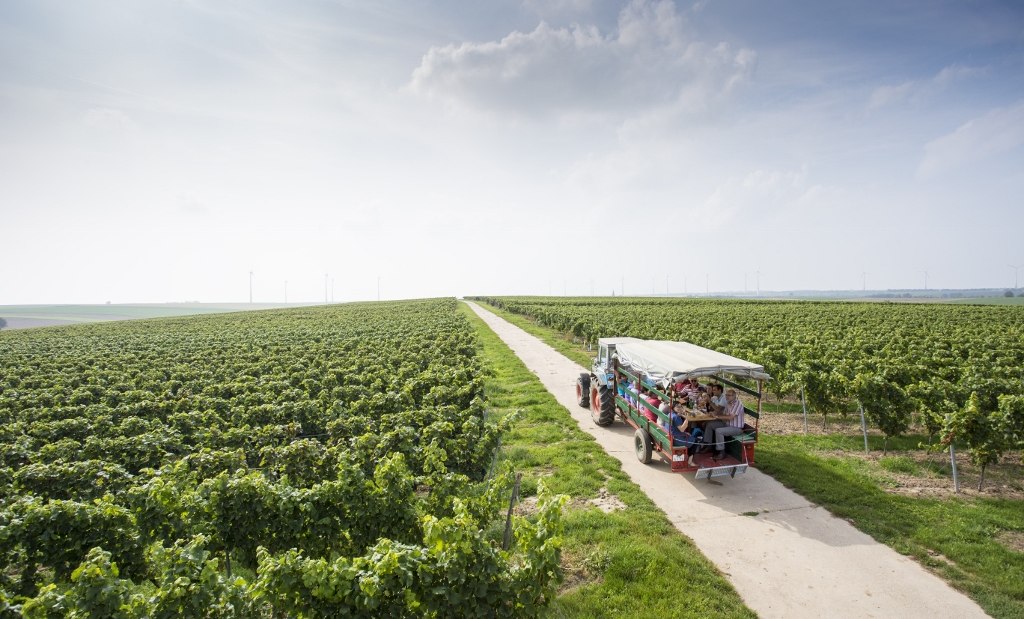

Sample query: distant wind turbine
[1010,264,1022,289]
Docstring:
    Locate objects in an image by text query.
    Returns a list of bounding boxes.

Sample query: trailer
[577,338,771,480]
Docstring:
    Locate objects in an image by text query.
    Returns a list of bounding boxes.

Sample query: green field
[948,296,1024,305]
[0,299,563,616]
[472,296,1024,618]
[470,296,1024,428]
[459,303,754,618]
[5,296,1022,616]
[0,303,309,330]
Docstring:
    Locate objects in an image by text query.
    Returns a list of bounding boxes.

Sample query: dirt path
[466,302,988,619]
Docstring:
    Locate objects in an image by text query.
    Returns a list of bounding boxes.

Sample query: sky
[2,0,1023,303]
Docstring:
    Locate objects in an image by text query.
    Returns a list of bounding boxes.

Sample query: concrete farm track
[466,301,988,619]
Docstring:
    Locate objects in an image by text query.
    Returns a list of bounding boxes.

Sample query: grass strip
[756,436,1024,619]
[474,301,1024,618]
[459,303,754,619]
[473,301,596,368]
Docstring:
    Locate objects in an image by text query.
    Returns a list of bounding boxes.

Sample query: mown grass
[472,300,1024,618]
[757,435,1024,618]
[459,303,754,619]
[473,301,596,369]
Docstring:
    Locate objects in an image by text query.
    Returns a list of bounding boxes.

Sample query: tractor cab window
[598,345,608,363]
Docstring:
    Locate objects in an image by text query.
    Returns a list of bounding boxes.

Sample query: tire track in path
[466,301,987,619]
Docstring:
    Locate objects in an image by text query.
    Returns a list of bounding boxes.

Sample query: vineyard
[0,299,563,617]
[471,296,1024,486]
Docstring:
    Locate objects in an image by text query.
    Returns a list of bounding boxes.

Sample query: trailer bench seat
[725,431,757,463]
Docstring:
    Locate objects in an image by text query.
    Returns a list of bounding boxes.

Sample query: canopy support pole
[756,380,762,434]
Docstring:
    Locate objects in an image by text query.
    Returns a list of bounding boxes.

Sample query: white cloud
[933,64,984,86]
[867,82,915,109]
[83,107,138,134]
[409,0,754,119]
[697,166,830,226]
[177,193,210,215]
[521,0,593,19]
[868,63,984,109]
[918,101,1024,178]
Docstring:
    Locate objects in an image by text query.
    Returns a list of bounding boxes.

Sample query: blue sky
[2,0,1022,302]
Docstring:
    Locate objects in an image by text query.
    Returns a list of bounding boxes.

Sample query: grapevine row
[0,299,564,616]
[472,296,1024,484]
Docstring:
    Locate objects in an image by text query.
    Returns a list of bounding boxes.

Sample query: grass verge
[459,303,754,618]
[472,300,1024,618]
[757,435,1024,618]
[473,301,596,368]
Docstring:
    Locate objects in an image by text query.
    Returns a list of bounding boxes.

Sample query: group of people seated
[621,375,746,465]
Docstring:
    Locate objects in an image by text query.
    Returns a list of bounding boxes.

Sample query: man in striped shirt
[710,389,745,461]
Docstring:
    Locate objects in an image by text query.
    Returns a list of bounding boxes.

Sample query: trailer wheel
[591,385,616,426]
[634,429,653,464]
[576,374,590,408]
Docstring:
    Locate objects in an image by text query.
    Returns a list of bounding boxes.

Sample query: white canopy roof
[607,339,772,385]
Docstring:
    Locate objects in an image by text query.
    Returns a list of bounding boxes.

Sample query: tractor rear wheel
[634,429,653,464]
[576,374,590,408]
[591,384,616,426]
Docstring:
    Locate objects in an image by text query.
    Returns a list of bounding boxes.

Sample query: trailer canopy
[610,339,772,385]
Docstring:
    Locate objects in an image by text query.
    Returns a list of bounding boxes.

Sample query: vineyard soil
[466,301,989,619]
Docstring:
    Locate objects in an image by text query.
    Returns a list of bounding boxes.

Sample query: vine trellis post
[800,386,809,434]
[858,402,869,452]
[949,443,960,493]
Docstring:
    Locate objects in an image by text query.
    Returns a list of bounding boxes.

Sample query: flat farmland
[472,296,1024,617]
[0,299,563,616]
[0,303,306,330]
